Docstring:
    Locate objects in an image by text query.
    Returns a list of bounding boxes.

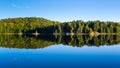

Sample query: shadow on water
[0,34,120,49]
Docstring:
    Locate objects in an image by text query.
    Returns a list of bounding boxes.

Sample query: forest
[0,17,120,35]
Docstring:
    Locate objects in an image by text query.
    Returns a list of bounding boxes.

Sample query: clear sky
[0,0,120,22]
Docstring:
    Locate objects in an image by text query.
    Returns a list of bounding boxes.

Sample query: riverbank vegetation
[0,17,120,35]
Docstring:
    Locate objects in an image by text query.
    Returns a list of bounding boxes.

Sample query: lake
[0,35,120,68]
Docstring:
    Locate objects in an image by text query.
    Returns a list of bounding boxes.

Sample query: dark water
[0,35,120,68]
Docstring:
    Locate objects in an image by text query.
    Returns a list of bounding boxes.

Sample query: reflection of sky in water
[0,44,120,68]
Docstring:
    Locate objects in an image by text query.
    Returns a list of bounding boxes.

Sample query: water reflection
[0,35,120,49]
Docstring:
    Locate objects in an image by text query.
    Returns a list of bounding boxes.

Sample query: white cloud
[25,6,30,9]
[11,4,17,8]
[11,3,30,9]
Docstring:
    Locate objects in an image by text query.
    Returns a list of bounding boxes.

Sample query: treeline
[0,17,60,33]
[0,35,120,49]
[0,17,120,34]
[37,20,120,34]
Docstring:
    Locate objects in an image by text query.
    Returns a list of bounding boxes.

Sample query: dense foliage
[0,17,120,34]
[0,17,59,33]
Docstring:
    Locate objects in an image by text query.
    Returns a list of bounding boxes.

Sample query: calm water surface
[0,35,120,68]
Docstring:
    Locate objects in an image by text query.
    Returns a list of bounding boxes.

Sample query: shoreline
[0,32,119,36]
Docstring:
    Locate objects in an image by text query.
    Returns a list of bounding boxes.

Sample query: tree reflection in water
[0,35,120,49]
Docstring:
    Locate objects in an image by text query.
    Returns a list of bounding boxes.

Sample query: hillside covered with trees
[0,17,120,35]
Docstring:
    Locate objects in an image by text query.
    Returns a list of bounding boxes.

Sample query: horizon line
[0,16,120,23]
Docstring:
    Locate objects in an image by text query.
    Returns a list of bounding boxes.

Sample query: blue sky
[0,0,120,22]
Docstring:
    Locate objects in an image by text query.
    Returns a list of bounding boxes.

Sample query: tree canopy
[0,17,120,34]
